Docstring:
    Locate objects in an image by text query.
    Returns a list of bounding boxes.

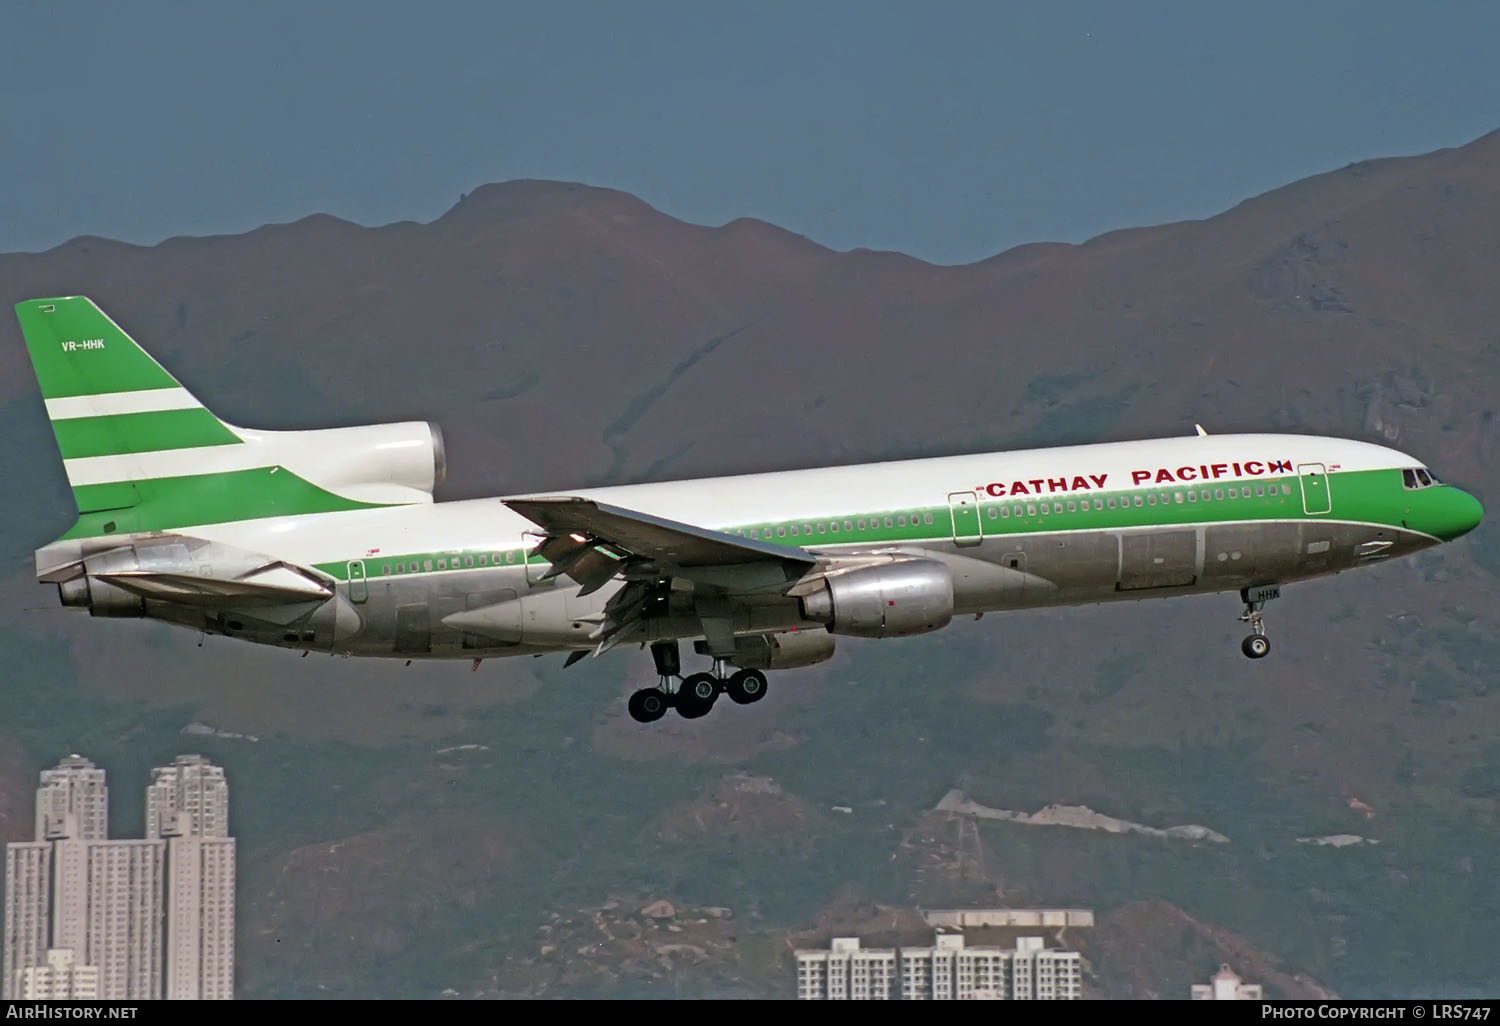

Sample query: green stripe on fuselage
[52,407,241,460]
[63,467,392,538]
[313,468,1445,582]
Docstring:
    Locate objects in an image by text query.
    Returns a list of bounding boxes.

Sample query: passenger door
[948,492,983,548]
[346,560,368,604]
[1298,463,1332,515]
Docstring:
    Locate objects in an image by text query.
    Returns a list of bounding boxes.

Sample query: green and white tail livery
[13,295,1485,724]
[17,297,444,539]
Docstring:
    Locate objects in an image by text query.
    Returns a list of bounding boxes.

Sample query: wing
[504,495,819,655]
[504,496,815,590]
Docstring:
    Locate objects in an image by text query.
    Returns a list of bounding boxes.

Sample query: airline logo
[976,458,1294,497]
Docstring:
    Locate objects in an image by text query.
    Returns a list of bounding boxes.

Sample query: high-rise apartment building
[796,937,897,999]
[3,754,234,1001]
[148,756,235,1000]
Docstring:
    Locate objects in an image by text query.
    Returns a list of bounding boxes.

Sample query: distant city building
[19,949,99,1000]
[1191,963,1263,1000]
[796,932,1082,1000]
[797,937,896,1000]
[148,756,235,1000]
[2,754,234,1001]
[921,908,1095,930]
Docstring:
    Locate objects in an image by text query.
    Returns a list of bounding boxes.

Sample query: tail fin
[16,296,242,515]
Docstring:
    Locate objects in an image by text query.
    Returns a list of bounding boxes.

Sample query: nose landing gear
[1238,584,1279,660]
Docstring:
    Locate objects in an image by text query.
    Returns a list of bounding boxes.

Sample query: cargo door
[1118,530,1197,590]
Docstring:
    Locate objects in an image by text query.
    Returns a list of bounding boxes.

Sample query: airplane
[16,296,1484,723]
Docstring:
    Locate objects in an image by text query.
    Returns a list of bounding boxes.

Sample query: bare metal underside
[127,516,1425,661]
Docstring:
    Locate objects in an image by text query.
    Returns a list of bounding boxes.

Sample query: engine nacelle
[800,559,954,638]
[731,629,837,669]
[59,574,145,617]
[232,420,445,505]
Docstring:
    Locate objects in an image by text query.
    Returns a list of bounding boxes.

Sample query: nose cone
[1431,488,1484,541]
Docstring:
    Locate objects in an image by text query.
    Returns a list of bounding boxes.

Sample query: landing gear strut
[1238,585,1279,659]
[627,642,682,723]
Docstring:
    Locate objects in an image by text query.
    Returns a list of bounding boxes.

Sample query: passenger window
[1000,506,1009,518]
[1147,494,1157,506]
[423,560,434,572]
[1215,489,1224,500]
[1255,485,1265,497]
[818,523,827,534]
[844,520,854,531]
[1186,491,1197,503]
[1281,483,1292,495]
[1040,503,1049,515]
[437,558,447,570]
[829,523,839,534]
[1227,488,1237,499]
[465,555,474,567]
[924,513,934,525]
[1027,504,1037,516]
[1174,492,1184,503]
[1201,490,1210,501]
[1107,498,1116,509]
[777,526,786,537]
[789,525,799,536]
[1014,505,1024,516]
[857,519,866,530]
[1134,496,1144,507]
[478,554,488,566]
[987,508,997,519]
[1064,501,1074,512]
[803,523,813,534]
[1093,499,1103,510]
[382,565,391,576]
[506,552,516,564]
[884,516,894,528]
[898,515,907,527]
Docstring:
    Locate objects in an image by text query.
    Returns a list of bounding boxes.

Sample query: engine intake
[800,559,954,638]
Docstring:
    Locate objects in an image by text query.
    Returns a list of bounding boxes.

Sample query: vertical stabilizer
[15,297,240,515]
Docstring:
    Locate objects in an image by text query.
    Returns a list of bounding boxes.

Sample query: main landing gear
[1238,584,1280,660]
[627,643,769,723]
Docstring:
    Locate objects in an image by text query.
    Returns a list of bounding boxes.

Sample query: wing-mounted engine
[797,558,954,638]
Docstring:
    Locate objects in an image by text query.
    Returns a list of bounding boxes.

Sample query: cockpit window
[1403,467,1442,490]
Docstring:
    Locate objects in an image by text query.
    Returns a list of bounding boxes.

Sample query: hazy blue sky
[3,1,1497,263]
